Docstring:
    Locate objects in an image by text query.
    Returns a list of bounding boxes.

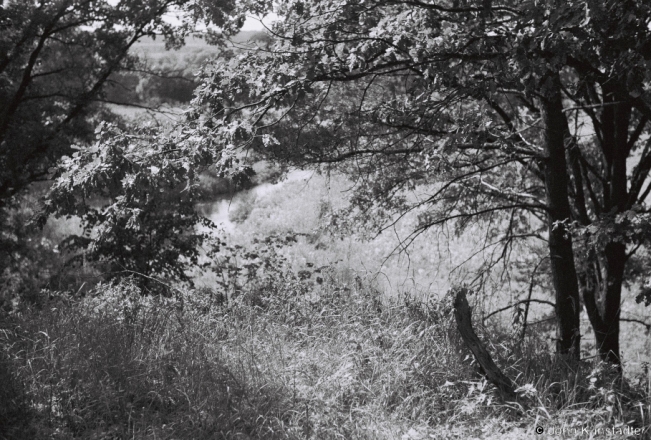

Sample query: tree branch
[484,298,555,321]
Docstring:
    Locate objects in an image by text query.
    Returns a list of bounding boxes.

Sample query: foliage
[0,0,244,205]
[0,186,92,310]
[186,0,651,363]
[205,232,325,302]
[41,121,222,287]
[41,101,266,287]
[0,0,262,298]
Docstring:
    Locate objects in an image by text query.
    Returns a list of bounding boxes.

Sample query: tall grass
[2,267,649,439]
[2,281,295,439]
[3,171,650,438]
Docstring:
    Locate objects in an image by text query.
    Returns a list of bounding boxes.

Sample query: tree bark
[453,288,517,401]
[580,245,624,366]
[600,242,624,364]
[579,96,630,366]
[540,72,582,359]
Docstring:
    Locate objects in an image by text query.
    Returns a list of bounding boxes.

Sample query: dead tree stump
[453,287,517,401]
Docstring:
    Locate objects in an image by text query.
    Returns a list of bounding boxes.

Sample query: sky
[241,13,278,31]
[160,8,278,32]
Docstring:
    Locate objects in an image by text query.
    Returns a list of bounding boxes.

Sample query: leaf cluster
[42,120,220,286]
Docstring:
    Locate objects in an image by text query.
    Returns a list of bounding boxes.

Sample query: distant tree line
[106,48,218,105]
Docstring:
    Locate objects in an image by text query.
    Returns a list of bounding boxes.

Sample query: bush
[0,188,92,312]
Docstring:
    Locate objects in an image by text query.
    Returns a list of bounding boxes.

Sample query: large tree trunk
[580,249,624,366]
[540,73,582,359]
[579,96,630,366]
[600,242,624,363]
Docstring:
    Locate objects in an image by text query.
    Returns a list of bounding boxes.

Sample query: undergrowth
[1,262,650,439]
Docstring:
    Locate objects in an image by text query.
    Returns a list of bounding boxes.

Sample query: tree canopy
[164,0,651,364]
[34,0,651,365]
[0,0,238,204]
[0,0,254,291]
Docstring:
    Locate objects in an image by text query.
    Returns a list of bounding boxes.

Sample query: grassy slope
[2,167,650,439]
[3,273,647,439]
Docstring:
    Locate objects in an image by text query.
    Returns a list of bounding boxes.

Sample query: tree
[184,0,651,364]
[0,0,243,206]
[0,0,251,292]
[44,122,216,287]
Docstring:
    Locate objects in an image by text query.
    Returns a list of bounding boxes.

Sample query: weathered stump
[453,287,517,401]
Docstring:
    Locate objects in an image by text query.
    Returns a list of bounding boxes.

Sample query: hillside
[131,31,269,59]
